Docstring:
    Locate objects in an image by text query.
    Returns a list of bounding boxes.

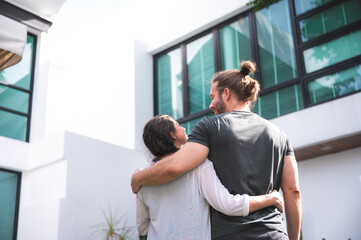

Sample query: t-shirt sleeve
[285,135,294,156]
[187,117,211,148]
[136,193,150,236]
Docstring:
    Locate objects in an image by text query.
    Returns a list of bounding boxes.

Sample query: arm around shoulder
[281,155,302,240]
[131,142,209,193]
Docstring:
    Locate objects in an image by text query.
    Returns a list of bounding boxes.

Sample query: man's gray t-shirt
[188,111,294,239]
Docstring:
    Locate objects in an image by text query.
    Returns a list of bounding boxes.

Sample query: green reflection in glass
[253,84,304,119]
[187,34,215,114]
[294,0,334,15]
[0,35,34,90]
[303,29,361,73]
[300,0,361,42]
[0,110,27,141]
[308,64,361,104]
[157,48,183,120]
[0,171,18,240]
[256,0,297,89]
[220,16,252,70]
[0,86,29,114]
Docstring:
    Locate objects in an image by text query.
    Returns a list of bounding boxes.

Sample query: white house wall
[298,147,361,240]
[57,131,146,239]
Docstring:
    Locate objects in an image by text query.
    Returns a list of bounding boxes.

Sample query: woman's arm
[197,159,283,216]
[136,194,150,237]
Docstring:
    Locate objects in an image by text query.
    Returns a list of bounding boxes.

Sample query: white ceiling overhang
[4,0,66,20]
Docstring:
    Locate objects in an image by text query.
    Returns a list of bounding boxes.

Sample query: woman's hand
[270,190,284,212]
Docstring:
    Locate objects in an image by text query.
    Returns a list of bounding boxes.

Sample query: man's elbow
[284,188,302,200]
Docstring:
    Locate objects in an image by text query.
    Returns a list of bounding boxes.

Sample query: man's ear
[223,88,231,101]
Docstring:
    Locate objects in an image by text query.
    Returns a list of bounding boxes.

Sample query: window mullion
[249,11,263,87]
[212,29,221,72]
[181,44,189,118]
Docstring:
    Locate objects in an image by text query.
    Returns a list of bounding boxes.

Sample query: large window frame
[153,0,361,126]
[0,168,22,240]
[0,32,37,142]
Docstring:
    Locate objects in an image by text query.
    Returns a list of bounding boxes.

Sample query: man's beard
[214,97,226,115]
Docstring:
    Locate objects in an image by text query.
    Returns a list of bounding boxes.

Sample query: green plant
[246,0,282,12]
[90,208,134,240]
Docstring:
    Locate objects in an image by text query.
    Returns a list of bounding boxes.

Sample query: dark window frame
[153,0,361,123]
[0,167,22,240]
[0,32,37,142]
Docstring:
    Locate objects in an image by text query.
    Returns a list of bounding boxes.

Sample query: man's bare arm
[131,142,209,193]
[281,155,302,240]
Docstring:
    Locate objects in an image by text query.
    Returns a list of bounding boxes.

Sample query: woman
[136,115,284,239]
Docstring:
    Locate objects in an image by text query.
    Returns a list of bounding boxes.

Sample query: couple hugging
[131,61,302,240]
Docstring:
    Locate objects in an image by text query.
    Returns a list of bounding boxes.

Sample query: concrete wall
[298,147,361,240]
[58,132,145,239]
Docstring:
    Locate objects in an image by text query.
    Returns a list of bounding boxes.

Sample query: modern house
[0,0,360,239]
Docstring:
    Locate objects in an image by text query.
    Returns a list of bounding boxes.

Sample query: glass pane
[220,16,252,70]
[187,34,215,114]
[157,48,183,119]
[300,0,361,42]
[303,29,361,73]
[181,112,214,135]
[0,86,29,114]
[308,64,361,104]
[256,0,298,89]
[253,84,304,119]
[0,110,27,141]
[0,171,18,240]
[294,0,334,15]
[0,35,35,90]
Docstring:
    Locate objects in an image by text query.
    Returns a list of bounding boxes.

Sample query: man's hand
[131,169,142,193]
[269,190,284,213]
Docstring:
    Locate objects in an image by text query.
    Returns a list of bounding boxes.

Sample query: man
[131,61,302,240]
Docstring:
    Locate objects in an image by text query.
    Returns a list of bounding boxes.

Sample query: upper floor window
[0,34,36,141]
[153,0,361,133]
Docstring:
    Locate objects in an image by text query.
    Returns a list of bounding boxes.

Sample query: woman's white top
[136,159,249,240]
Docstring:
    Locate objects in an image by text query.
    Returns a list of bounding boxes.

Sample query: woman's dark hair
[143,115,179,159]
[211,60,260,104]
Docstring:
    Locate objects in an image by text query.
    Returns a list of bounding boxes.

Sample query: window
[254,84,304,119]
[308,64,361,104]
[220,16,252,70]
[153,0,361,127]
[294,0,334,15]
[299,0,361,42]
[0,169,21,240]
[156,48,183,119]
[187,34,215,115]
[0,34,36,141]
[256,0,297,88]
[303,29,361,73]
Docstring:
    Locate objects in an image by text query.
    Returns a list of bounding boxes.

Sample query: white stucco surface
[298,147,361,240]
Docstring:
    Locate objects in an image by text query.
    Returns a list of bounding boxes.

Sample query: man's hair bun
[240,61,256,76]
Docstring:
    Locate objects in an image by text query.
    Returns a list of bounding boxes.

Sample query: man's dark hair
[211,60,260,104]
